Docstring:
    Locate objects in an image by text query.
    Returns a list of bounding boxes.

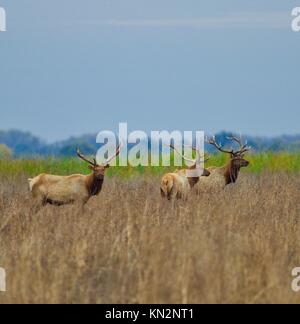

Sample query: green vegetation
[0,152,300,177]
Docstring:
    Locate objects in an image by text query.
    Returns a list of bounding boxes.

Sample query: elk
[160,145,210,200]
[28,144,123,207]
[195,136,251,192]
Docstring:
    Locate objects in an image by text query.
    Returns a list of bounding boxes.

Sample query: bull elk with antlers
[160,145,210,200]
[28,144,122,207]
[195,136,251,192]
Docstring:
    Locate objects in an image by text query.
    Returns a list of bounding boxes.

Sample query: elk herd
[28,137,251,207]
[160,136,251,200]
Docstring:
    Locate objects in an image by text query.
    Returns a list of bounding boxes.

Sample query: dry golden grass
[0,172,300,304]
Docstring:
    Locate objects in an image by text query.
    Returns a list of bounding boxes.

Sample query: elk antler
[169,144,196,164]
[183,144,210,163]
[226,136,251,156]
[206,136,234,155]
[103,142,124,166]
[169,144,209,164]
[77,149,97,166]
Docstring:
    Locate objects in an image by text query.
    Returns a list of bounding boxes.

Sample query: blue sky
[0,0,299,142]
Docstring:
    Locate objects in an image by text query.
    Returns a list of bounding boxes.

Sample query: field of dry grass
[0,172,300,304]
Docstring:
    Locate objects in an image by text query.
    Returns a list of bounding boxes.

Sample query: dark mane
[224,160,241,185]
[88,175,104,196]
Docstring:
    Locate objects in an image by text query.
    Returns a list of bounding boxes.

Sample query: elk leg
[160,188,166,198]
[168,182,179,200]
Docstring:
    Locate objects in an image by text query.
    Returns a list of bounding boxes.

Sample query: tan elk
[160,145,210,200]
[195,136,251,192]
[28,144,123,207]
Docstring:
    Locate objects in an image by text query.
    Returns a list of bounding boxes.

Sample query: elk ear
[105,164,110,169]
[88,165,95,170]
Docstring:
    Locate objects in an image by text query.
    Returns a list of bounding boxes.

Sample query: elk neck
[186,164,200,188]
[187,176,200,188]
[86,173,104,196]
[224,159,240,185]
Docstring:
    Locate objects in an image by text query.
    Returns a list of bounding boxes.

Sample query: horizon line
[1,128,300,144]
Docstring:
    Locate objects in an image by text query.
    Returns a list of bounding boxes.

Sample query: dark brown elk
[28,144,123,206]
[195,136,251,192]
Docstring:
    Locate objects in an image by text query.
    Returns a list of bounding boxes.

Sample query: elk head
[207,136,251,168]
[207,136,251,184]
[77,143,123,180]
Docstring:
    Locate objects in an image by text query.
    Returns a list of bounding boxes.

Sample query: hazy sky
[0,0,299,142]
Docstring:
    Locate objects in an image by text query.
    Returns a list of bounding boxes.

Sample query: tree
[0,144,12,159]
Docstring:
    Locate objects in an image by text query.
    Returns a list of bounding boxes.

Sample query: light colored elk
[195,136,251,192]
[28,144,122,207]
[160,145,210,200]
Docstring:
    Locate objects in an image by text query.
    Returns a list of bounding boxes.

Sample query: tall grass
[0,153,300,303]
[0,173,299,303]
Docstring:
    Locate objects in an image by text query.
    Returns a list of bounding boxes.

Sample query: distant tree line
[0,130,300,158]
